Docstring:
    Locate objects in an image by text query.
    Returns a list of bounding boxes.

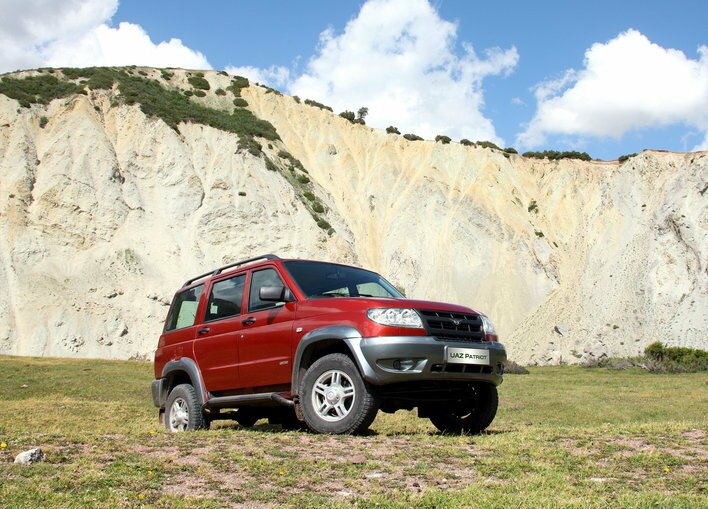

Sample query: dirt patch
[162,472,216,499]
[148,431,484,501]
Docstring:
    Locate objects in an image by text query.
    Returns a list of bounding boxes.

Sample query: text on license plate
[447,347,490,365]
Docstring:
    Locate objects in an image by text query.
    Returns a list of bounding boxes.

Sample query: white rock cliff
[0,68,706,364]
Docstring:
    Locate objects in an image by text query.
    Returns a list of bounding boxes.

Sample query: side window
[206,274,246,322]
[249,268,285,312]
[165,285,204,332]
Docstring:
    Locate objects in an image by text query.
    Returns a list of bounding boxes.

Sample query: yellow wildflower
[664,467,671,473]
[0,442,7,449]
[138,493,145,500]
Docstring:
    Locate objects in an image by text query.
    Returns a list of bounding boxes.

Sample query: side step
[203,392,294,410]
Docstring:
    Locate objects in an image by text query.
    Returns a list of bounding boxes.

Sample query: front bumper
[348,336,507,386]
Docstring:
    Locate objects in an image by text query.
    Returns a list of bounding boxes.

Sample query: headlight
[481,315,498,341]
[367,308,423,328]
[481,315,496,335]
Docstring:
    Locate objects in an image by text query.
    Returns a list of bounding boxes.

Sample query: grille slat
[418,309,484,342]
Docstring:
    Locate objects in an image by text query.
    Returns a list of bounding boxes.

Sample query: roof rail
[182,254,281,287]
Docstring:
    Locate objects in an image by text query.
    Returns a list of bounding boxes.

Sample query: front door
[238,267,296,390]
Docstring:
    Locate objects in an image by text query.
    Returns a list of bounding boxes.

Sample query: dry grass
[0,356,706,507]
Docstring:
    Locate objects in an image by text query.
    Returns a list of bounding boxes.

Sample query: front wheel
[164,383,209,432]
[429,383,498,434]
[299,353,379,434]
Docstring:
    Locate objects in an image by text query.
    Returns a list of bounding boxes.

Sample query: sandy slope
[0,68,705,363]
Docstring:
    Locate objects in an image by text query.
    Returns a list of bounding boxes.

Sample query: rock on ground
[14,448,46,465]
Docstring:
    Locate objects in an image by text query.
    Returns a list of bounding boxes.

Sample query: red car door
[193,273,246,392]
[238,267,296,390]
[156,283,205,371]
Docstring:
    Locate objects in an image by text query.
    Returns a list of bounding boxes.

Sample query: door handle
[197,327,210,335]
[242,317,256,326]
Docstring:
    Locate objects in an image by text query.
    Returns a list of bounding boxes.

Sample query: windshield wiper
[312,293,349,298]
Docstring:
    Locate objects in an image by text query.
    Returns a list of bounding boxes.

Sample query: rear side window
[165,285,204,332]
[248,268,285,312]
[206,274,246,321]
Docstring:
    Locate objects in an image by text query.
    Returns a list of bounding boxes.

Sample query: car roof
[180,255,370,290]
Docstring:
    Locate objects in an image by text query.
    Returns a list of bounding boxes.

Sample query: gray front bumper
[346,336,507,386]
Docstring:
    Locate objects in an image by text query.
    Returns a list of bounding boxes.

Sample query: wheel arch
[291,326,373,395]
[161,357,207,407]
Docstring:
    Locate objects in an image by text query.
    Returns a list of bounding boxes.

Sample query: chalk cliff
[0,68,705,363]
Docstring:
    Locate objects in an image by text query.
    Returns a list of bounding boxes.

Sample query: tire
[165,383,209,432]
[429,383,498,434]
[299,353,379,434]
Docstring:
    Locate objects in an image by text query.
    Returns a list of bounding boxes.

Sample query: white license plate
[447,347,490,365]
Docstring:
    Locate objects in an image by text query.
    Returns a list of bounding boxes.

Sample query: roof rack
[182,254,281,288]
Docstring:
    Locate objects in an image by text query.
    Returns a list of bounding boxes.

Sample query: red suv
[151,255,507,434]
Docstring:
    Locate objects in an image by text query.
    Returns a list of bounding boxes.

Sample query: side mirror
[259,286,294,302]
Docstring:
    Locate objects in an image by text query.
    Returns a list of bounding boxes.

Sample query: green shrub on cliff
[477,140,502,150]
[187,76,210,90]
[618,153,638,163]
[522,150,592,161]
[0,74,84,107]
[304,99,333,112]
[339,110,356,122]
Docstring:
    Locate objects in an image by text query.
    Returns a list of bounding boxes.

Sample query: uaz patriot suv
[151,255,507,434]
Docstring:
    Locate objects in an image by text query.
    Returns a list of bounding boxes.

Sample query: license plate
[447,347,490,365]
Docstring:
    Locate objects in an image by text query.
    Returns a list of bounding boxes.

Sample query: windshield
[283,261,403,299]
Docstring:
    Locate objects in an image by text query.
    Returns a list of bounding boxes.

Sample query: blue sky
[2,0,707,159]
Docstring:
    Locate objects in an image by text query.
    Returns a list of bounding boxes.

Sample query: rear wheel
[165,383,209,432]
[428,383,498,434]
[299,353,378,434]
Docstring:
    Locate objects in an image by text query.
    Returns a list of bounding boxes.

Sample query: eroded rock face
[0,69,706,364]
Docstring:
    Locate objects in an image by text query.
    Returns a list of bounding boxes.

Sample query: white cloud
[285,0,517,143]
[44,22,210,69]
[518,29,708,149]
[224,65,290,87]
[695,132,708,151]
[0,0,210,73]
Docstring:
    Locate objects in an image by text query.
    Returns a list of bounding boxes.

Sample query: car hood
[301,296,481,315]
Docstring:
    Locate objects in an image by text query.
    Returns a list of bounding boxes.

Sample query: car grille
[417,309,485,342]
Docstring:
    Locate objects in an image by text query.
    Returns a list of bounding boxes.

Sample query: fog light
[393,359,416,371]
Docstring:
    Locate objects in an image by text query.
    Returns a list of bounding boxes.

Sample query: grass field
[0,356,705,508]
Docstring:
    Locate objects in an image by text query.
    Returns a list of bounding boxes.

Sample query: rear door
[238,267,296,390]
[193,273,246,392]
[156,284,205,368]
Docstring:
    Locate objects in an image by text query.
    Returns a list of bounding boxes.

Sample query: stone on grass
[14,448,46,465]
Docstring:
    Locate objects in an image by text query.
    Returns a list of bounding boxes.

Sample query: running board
[203,392,294,410]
